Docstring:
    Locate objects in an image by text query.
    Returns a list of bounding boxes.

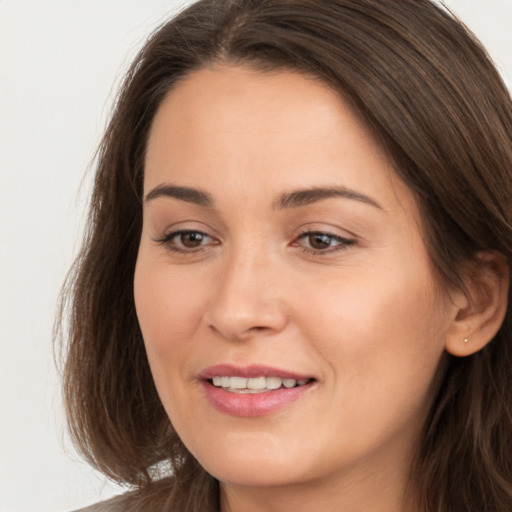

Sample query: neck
[220,444,420,512]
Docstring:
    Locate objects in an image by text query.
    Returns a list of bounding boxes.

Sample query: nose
[203,247,289,342]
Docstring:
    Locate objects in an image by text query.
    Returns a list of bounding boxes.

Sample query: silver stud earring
[464,338,469,344]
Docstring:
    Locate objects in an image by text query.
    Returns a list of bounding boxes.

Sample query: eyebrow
[145,184,214,207]
[144,183,381,210]
[273,186,382,210]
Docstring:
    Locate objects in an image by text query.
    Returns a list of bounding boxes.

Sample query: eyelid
[291,227,357,255]
[152,219,221,243]
[154,228,220,254]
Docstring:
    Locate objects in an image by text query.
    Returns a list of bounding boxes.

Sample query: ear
[445,251,509,357]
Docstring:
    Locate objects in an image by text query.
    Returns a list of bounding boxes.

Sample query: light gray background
[1,1,510,511]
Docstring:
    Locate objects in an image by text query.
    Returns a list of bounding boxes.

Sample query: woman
[60,0,512,510]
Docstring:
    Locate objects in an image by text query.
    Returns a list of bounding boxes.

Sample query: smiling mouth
[201,367,316,416]
[209,376,314,393]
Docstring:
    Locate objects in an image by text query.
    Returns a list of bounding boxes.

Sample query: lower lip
[201,381,314,417]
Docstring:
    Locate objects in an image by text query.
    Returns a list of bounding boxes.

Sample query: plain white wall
[0,1,510,511]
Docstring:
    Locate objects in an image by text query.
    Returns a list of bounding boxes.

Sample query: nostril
[204,300,289,342]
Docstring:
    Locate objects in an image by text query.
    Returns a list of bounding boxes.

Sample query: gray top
[73,492,135,512]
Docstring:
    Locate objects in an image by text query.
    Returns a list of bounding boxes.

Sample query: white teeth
[231,377,247,389]
[210,376,308,392]
[266,376,283,390]
[282,378,296,388]
[247,377,266,390]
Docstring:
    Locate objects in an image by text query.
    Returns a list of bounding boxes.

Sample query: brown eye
[294,231,355,254]
[179,231,205,248]
[156,229,216,253]
[307,233,333,250]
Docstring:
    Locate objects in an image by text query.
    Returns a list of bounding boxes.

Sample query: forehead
[144,64,415,217]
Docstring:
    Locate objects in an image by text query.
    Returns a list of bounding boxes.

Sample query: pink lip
[199,364,315,417]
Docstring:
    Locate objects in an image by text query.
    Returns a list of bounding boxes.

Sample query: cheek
[299,261,447,395]
[291,264,448,460]
[133,254,205,363]
[133,253,212,425]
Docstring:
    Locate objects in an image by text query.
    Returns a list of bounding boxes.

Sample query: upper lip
[199,364,314,381]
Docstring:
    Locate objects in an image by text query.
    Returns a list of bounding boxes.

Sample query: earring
[464,338,469,343]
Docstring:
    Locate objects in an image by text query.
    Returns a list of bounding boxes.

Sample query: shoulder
[72,478,174,512]
[72,490,142,512]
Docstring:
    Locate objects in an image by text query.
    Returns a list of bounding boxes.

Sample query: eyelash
[154,230,355,256]
[154,230,215,254]
[293,231,355,255]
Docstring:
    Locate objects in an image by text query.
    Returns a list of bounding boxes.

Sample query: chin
[186,432,309,488]
[205,457,302,488]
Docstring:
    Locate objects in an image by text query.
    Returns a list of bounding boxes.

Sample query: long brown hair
[58,1,512,510]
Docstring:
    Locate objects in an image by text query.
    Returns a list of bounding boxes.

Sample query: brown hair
[58,1,512,510]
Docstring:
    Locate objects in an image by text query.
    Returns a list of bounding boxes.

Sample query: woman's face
[134,65,455,497]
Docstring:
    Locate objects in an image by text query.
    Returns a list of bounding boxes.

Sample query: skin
[134,65,468,512]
